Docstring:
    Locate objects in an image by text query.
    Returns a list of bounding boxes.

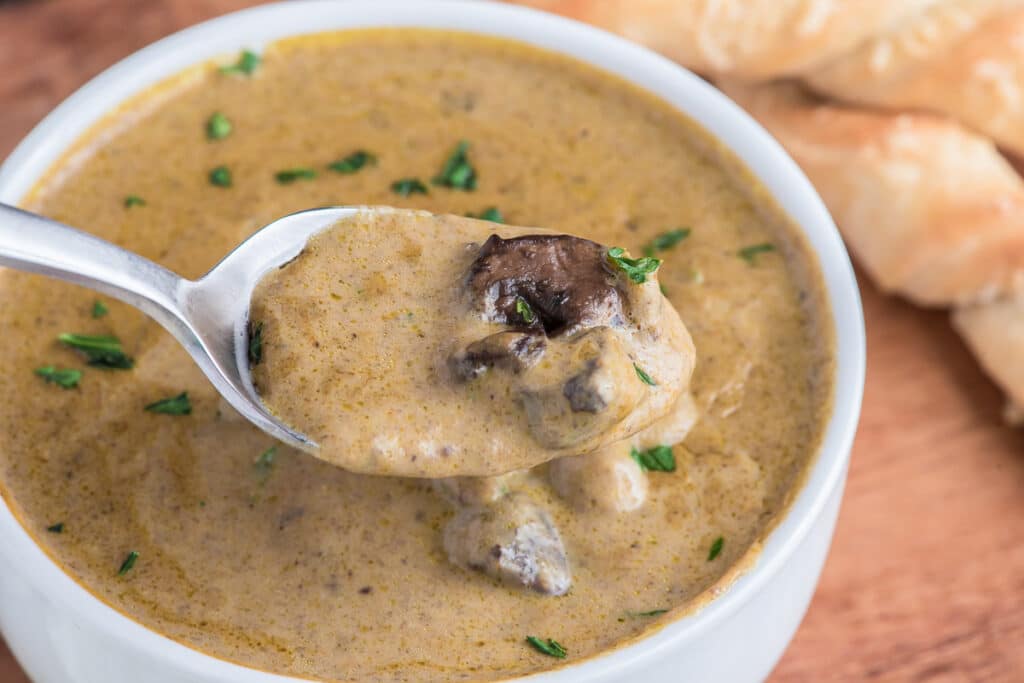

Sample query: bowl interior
[0,2,865,681]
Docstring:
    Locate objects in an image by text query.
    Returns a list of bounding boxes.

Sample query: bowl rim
[0,1,866,681]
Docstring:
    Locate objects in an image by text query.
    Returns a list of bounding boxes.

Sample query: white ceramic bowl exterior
[0,2,865,682]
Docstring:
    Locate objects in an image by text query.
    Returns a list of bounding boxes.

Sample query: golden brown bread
[723,80,1024,307]
[804,1,1024,156]
[510,0,940,79]
[953,299,1024,422]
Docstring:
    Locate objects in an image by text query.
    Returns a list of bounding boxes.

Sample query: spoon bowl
[0,201,371,451]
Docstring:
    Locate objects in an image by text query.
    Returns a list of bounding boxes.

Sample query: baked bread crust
[723,81,1024,308]
[513,0,940,79]
[805,1,1024,156]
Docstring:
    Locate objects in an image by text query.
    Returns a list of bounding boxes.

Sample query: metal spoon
[0,201,370,452]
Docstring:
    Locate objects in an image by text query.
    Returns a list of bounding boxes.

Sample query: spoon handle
[0,202,190,332]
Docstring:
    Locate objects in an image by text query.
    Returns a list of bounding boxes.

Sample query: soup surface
[0,30,833,682]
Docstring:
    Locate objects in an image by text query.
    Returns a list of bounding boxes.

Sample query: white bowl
[0,2,865,681]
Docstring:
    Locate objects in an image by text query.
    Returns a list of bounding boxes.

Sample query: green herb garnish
[118,550,139,576]
[432,140,476,190]
[219,50,260,76]
[738,243,775,264]
[145,392,192,416]
[516,297,536,324]
[47,522,65,534]
[708,536,724,561]
[525,636,567,659]
[607,247,661,284]
[391,178,428,196]
[467,207,504,223]
[254,446,277,481]
[206,112,233,140]
[627,609,668,618]
[92,300,109,318]
[644,228,691,256]
[209,166,232,188]
[34,366,82,389]
[248,321,264,366]
[123,195,146,208]
[630,445,675,472]
[275,168,318,184]
[633,363,656,386]
[58,333,134,369]
[328,150,376,174]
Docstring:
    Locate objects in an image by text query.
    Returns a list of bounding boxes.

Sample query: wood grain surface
[2,1,1023,681]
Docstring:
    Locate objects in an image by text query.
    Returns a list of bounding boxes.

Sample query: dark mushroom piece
[465,233,628,336]
[442,492,572,596]
[449,330,546,382]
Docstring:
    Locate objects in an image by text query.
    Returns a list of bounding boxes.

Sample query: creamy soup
[250,209,694,477]
[0,30,833,682]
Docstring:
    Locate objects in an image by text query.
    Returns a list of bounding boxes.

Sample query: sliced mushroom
[549,441,649,513]
[465,234,627,336]
[633,391,700,449]
[518,328,645,449]
[442,492,571,596]
[448,330,546,382]
[432,470,527,506]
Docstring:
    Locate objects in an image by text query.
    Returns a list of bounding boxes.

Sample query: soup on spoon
[249,208,696,477]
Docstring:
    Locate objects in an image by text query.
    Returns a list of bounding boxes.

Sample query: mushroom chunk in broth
[250,209,696,477]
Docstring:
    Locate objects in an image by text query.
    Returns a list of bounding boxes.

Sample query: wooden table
[2,1,1023,680]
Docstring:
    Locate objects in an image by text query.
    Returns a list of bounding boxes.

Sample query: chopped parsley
[275,168,318,184]
[391,178,428,197]
[708,536,725,561]
[209,165,232,188]
[630,445,676,472]
[123,195,146,208]
[145,392,192,416]
[607,247,661,284]
[206,112,233,140]
[738,243,775,264]
[91,300,109,318]
[254,446,277,481]
[627,609,668,618]
[466,207,504,223]
[633,363,656,386]
[46,522,65,534]
[328,150,376,174]
[34,365,82,389]
[525,636,567,659]
[219,49,260,76]
[58,333,133,369]
[644,228,691,256]
[515,297,536,324]
[118,550,139,576]
[248,321,264,366]
[432,140,476,190]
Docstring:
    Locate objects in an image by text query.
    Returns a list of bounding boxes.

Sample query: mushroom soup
[0,30,833,682]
